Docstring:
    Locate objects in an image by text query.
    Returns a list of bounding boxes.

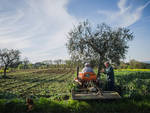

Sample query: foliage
[0,68,75,99]
[14,58,150,70]
[0,68,150,99]
[66,20,134,74]
[0,69,150,112]
[115,69,150,72]
[119,59,150,69]
[0,48,21,78]
[1,97,150,113]
[0,98,26,113]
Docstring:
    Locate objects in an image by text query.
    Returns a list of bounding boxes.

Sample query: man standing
[101,61,115,91]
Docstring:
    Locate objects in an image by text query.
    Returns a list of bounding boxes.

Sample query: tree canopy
[66,20,134,76]
[0,48,21,78]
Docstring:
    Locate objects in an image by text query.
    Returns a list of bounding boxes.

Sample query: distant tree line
[119,59,150,69]
[0,48,150,78]
[17,59,84,69]
[27,59,150,69]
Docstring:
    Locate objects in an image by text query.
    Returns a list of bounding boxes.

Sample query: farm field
[0,68,150,113]
[0,68,75,99]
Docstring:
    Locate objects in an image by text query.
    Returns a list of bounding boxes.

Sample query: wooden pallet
[72,90,121,100]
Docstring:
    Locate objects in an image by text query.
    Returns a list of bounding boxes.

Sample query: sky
[0,0,150,63]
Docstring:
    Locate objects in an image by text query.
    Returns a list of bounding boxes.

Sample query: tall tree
[66,20,134,76]
[0,48,21,78]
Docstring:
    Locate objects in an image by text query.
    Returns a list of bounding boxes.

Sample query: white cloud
[98,0,150,27]
[0,0,77,62]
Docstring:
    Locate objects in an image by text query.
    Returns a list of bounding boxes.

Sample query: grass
[0,68,150,112]
[1,97,150,113]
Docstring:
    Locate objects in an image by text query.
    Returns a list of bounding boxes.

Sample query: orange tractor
[72,67,121,100]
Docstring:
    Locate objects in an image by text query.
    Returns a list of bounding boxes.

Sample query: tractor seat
[78,72,97,81]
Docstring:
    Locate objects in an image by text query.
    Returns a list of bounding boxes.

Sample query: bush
[3,99,26,113]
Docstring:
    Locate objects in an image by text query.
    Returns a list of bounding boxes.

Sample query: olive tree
[0,48,21,78]
[66,20,134,76]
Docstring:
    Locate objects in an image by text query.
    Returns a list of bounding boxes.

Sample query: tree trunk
[97,56,101,77]
[3,67,7,78]
[77,66,79,79]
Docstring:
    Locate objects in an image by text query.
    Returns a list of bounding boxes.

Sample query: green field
[0,68,150,113]
[0,68,75,99]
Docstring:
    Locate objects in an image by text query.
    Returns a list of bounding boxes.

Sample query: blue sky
[0,0,150,63]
